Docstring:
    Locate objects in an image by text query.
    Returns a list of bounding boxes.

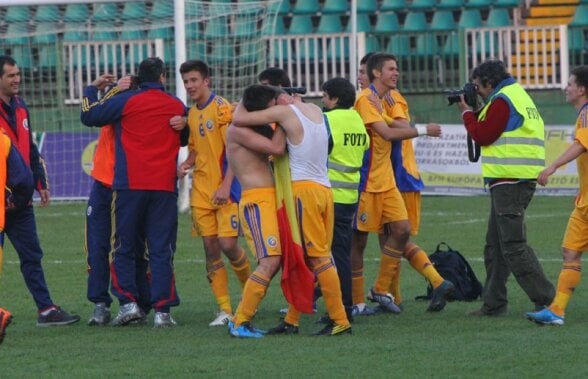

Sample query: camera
[282,87,307,95]
[446,82,478,107]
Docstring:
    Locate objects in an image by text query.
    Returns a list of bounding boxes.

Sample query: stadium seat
[275,0,291,15]
[263,16,287,36]
[430,10,457,31]
[344,14,372,33]
[147,26,174,39]
[357,0,378,13]
[485,8,512,27]
[187,42,207,59]
[403,12,428,31]
[203,17,229,38]
[288,15,315,34]
[234,15,260,37]
[386,34,411,56]
[120,29,145,40]
[4,23,29,45]
[411,0,437,10]
[442,33,461,55]
[570,5,588,26]
[35,5,61,22]
[91,23,118,41]
[458,9,483,28]
[64,4,90,22]
[38,46,58,68]
[321,0,349,14]
[121,2,148,21]
[374,13,401,33]
[33,22,59,44]
[493,0,520,8]
[437,0,465,9]
[365,35,382,53]
[416,34,439,55]
[9,46,33,69]
[569,28,586,51]
[150,0,173,19]
[316,15,344,33]
[380,0,407,12]
[208,44,235,62]
[92,3,119,22]
[466,0,495,9]
[292,0,320,14]
[5,6,31,23]
[63,27,89,42]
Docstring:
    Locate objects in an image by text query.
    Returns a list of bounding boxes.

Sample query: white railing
[64,39,164,104]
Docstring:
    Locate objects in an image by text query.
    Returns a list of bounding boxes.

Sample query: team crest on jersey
[87,205,92,216]
[199,124,205,136]
[267,236,278,247]
[22,119,29,130]
[205,120,214,130]
[359,212,368,223]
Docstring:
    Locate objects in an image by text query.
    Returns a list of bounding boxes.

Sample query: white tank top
[287,104,331,187]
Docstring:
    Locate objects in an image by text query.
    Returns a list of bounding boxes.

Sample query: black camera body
[282,87,307,95]
[446,82,478,107]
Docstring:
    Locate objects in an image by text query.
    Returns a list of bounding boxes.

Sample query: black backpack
[417,242,483,302]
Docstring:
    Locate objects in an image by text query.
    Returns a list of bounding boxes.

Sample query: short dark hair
[179,59,210,78]
[360,52,377,66]
[322,77,356,109]
[471,59,510,88]
[571,66,588,90]
[137,57,165,84]
[366,53,397,82]
[258,67,291,87]
[242,84,280,111]
[0,55,17,76]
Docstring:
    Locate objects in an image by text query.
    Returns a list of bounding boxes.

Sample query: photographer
[455,59,554,317]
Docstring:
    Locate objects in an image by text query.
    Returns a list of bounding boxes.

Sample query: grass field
[1,195,586,377]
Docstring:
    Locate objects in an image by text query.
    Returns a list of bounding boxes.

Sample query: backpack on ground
[416,242,483,302]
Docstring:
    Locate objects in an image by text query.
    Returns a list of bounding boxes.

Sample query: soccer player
[351,53,454,315]
[177,60,251,326]
[0,55,80,326]
[0,130,35,344]
[226,85,286,338]
[81,57,184,327]
[526,66,588,325]
[233,86,352,336]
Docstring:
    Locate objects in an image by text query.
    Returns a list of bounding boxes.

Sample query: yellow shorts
[354,187,408,233]
[562,205,588,252]
[401,191,421,236]
[292,181,334,258]
[191,203,239,237]
[239,187,281,260]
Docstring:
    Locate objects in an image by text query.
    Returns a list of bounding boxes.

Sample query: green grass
[2,195,587,377]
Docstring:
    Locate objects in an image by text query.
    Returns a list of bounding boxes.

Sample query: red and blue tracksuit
[81,82,184,312]
[0,96,55,311]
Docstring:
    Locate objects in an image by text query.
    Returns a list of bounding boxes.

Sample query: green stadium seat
[274,0,291,15]
[374,13,401,33]
[92,3,119,22]
[442,33,460,55]
[120,29,145,40]
[150,0,173,19]
[33,22,59,44]
[64,4,90,22]
[380,0,407,12]
[203,17,229,37]
[386,34,411,56]
[208,44,235,62]
[9,46,33,69]
[4,23,29,45]
[437,0,465,9]
[430,10,457,31]
[292,0,320,14]
[321,0,349,14]
[345,14,372,33]
[63,28,89,42]
[415,34,439,55]
[411,0,437,11]
[38,46,58,68]
[358,0,378,13]
[121,2,147,21]
[466,0,495,8]
[403,12,428,31]
[569,28,586,51]
[187,42,207,59]
[5,6,31,22]
[263,17,287,36]
[269,38,290,62]
[35,5,61,22]
[147,26,174,39]
[325,37,348,59]
[316,15,344,33]
[493,0,520,8]
[288,15,315,34]
[458,9,483,28]
[234,15,260,37]
[365,35,382,53]
[485,8,511,27]
[570,5,588,26]
[92,25,118,41]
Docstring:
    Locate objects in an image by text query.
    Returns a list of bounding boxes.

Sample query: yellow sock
[550,263,581,316]
[208,259,232,314]
[284,305,301,326]
[233,272,270,327]
[352,268,365,305]
[316,261,349,326]
[229,247,251,288]
[405,242,444,289]
[388,260,402,304]
[373,245,402,294]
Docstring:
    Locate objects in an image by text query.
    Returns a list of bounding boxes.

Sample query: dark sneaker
[110,302,145,327]
[153,312,177,328]
[88,303,111,326]
[367,288,402,314]
[0,308,13,345]
[313,320,352,336]
[37,306,81,327]
[267,320,299,335]
[427,280,455,312]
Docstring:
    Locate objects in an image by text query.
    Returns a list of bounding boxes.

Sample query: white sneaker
[153,312,177,328]
[209,310,232,326]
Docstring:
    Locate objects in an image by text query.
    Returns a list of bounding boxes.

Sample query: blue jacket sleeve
[6,143,34,207]
[80,85,127,127]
